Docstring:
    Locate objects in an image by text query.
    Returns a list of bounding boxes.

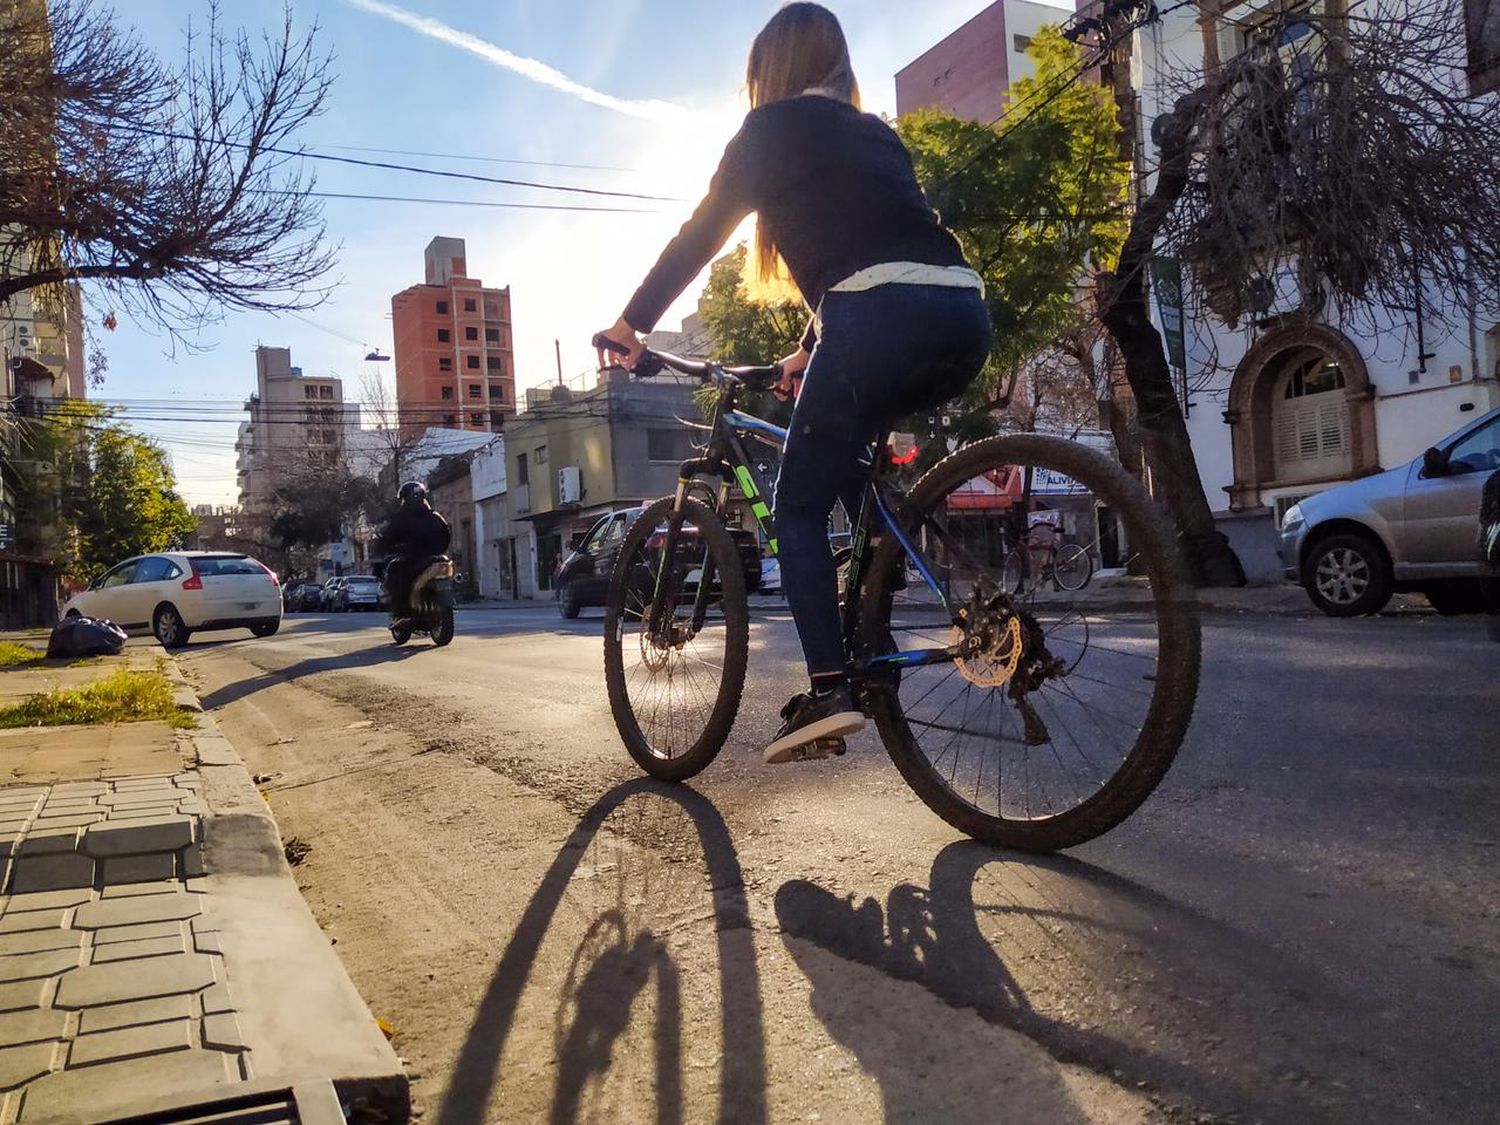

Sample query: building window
[437,328,450,343]
[322,429,336,445]
[1273,355,1349,473]
[467,383,482,399]
[489,410,504,428]
[486,356,502,372]
[443,413,457,427]
[319,385,333,400]
[534,444,548,466]
[466,355,479,370]
[1013,33,1032,51]
[439,357,452,372]
[648,428,694,463]
[488,385,503,401]
[484,328,500,343]
[437,300,449,314]
[517,452,529,485]
[483,300,499,317]
[470,412,483,426]
[464,298,477,312]
[304,386,317,399]
[465,326,478,341]
[441,385,454,400]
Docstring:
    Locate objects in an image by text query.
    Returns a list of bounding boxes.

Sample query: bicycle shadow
[196,644,424,709]
[774,840,1378,1124]
[436,777,766,1125]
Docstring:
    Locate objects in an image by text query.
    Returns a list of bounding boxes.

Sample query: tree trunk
[1097,80,1246,588]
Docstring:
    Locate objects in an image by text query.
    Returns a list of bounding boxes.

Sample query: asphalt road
[181,603,1499,1124]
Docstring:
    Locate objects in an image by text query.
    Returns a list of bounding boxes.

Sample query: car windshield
[346,578,378,587]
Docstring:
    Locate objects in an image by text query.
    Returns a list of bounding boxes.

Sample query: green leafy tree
[72,422,195,577]
[897,26,1129,442]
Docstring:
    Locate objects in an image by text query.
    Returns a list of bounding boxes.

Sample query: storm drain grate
[98,1079,346,1125]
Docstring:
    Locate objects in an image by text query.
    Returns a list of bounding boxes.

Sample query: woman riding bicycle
[594,2,992,763]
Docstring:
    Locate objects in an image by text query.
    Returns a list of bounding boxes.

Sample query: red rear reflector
[181,575,203,591]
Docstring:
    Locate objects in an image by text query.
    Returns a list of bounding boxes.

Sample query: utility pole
[555,340,563,387]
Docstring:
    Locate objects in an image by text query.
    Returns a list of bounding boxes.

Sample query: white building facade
[1130,0,1500,578]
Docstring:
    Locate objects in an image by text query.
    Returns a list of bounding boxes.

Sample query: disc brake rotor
[951,613,1024,687]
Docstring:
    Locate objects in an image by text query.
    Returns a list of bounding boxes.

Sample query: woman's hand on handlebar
[593,316,646,372]
[772,346,810,402]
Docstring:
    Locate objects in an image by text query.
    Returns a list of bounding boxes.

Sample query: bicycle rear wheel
[604,496,749,782]
[1053,543,1093,591]
[857,434,1200,852]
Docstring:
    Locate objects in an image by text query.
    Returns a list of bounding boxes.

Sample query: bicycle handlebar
[591,333,782,392]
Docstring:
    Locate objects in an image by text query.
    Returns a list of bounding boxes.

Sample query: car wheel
[152,604,192,649]
[1302,532,1393,617]
[558,581,582,620]
[249,620,280,638]
[1422,580,1488,615]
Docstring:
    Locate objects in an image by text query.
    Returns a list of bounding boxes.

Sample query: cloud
[344,0,687,121]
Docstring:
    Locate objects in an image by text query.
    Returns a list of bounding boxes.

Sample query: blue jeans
[774,284,992,676]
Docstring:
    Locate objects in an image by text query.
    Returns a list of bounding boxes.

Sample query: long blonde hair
[746,3,861,291]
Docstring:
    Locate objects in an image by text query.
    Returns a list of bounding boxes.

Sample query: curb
[159,657,410,1124]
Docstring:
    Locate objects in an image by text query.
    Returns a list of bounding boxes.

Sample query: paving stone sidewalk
[0,646,406,1124]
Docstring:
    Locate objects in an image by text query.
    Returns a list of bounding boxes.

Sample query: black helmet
[398,480,428,509]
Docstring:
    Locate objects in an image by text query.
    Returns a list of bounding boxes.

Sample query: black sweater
[622,95,967,351]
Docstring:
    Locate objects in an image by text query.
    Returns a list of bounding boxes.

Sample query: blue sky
[102,0,1070,504]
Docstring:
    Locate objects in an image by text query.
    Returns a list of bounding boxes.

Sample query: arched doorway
[1224,325,1378,510]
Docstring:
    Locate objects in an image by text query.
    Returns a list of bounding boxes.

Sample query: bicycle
[594,339,1201,852]
[1001,527,1095,594]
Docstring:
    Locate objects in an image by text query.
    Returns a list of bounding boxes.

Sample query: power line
[305,191,663,214]
[109,124,684,203]
[304,141,638,175]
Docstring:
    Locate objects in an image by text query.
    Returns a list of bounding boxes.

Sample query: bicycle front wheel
[604,496,749,782]
[858,434,1200,852]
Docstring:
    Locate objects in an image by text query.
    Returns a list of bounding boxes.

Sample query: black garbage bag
[46,616,128,659]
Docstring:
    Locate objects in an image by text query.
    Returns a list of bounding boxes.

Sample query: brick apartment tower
[391,237,516,435]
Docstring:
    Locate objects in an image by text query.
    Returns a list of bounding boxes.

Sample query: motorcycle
[382,555,457,647]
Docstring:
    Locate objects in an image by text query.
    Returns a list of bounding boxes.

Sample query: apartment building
[895,0,1073,119]
[390,237,516,436]
[235,346,348,518]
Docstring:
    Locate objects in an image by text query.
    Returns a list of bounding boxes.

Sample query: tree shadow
[197,643,424,709]
[437,778,766,1125]
[774,840,1450,1124]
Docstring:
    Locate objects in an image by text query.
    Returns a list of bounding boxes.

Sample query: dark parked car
[1482,469,1499,641]
[555,507,761,619]
[284,583,324,612]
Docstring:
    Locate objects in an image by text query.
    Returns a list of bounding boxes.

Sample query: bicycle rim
[859,435,1200,851]
[604,497,749,782]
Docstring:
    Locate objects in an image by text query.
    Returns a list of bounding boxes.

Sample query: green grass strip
[0,668,195,729]
[0,642,44,667]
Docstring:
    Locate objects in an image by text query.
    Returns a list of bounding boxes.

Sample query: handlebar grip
[592,332,631,356]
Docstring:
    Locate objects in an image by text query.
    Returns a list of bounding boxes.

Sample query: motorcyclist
[376,481,451,625]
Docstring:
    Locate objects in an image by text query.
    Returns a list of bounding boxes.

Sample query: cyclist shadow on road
[774,840,1370,1124]
[436,777,767,1125]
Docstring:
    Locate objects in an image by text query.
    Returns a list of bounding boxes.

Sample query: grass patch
[0,668,194,729]
[0,642,44,667]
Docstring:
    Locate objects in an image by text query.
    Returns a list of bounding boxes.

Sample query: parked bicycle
[594,339,1201,852]
[1001,522,1095,594]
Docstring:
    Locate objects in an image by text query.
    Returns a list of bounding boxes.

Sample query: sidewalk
[0,639,406,1123]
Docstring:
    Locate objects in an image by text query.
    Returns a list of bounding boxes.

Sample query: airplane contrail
[345,0,686,121]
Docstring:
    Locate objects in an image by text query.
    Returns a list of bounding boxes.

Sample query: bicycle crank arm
[860,645,963,672]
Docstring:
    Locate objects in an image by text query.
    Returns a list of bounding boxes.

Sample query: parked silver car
[1279,405,1500,616]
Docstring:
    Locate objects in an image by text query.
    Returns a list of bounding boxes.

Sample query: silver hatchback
[1279,405,1500,615]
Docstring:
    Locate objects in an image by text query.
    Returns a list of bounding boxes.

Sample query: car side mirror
[569,532,587,550]
[1422,447,1448,478]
